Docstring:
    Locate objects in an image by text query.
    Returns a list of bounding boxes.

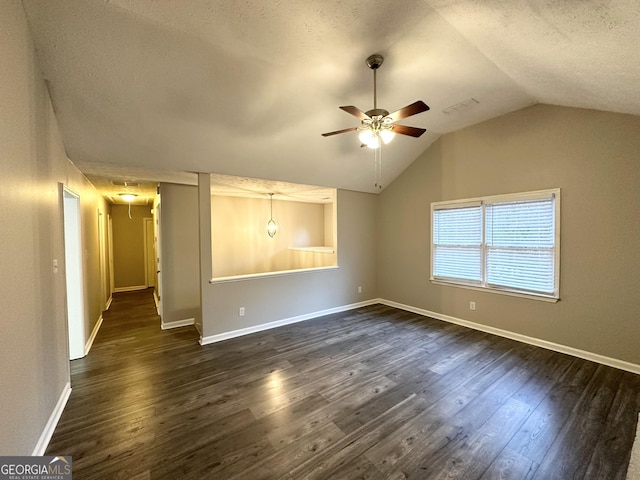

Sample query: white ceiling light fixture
[119,193,137,202]
[119,192,137,219]
[267,193,278,238]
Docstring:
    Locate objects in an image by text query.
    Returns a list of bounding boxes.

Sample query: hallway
[46,289,201,478]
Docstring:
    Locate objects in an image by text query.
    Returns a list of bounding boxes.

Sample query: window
[431,189,560,300]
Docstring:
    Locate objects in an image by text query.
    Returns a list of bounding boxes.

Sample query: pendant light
[267,193,278,238]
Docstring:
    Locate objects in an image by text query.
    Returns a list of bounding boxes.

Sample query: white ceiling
[22,0,640,198]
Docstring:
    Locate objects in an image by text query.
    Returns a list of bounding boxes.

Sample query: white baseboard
[113,285,148,293]
[162,318,195,330]
[379,298,640,375]
[32,382,71,456]
[84,314,103,356]
[105,295,113,311]
[200,299,378,346]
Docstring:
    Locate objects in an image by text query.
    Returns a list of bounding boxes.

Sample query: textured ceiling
[22,0,640,198]
[211,174,335,204]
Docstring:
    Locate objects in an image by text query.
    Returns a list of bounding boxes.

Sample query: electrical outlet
[358,286,362,294]
[469,301,476,311]
[239,307,245,316]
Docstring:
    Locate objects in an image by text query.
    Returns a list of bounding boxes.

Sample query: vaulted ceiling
[22,0,640,199]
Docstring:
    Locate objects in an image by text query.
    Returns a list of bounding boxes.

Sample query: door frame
[98,208,107,309]
[143,217,154,288]
[154,201,162,317]
[62,186,86,360]
[107,214,114,299]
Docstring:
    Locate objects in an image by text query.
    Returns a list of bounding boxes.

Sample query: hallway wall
[0,0,110,455]
[159,183,200,327]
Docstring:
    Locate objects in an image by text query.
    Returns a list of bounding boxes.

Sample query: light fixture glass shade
[366,134,380,149]
[119,193,137,202]
[380,129,395,144]
[267,219,278,238]
[358,129,374,145]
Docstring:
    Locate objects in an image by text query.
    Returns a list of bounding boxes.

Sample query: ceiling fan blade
[393,124,427,138]
[386,100,430,122]
[339,106,370,121]
[321,126,358,137]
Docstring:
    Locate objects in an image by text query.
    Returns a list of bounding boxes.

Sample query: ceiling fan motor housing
[365,108,389,117]
[366,54,384,70]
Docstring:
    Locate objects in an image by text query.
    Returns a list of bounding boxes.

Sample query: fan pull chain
[374,146,382,191]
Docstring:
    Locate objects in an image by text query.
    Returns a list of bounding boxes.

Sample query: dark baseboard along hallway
[47,290,640,479]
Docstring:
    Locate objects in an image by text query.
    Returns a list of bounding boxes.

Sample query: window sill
[430,279,559,303]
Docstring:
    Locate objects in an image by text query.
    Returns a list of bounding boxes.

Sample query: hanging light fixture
[266,193,278,238]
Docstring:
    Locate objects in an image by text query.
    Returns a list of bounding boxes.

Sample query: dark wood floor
[47,290,640,479]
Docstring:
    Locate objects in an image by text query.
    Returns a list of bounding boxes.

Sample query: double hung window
[431,189,560,300]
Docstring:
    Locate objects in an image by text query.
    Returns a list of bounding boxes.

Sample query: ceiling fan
[322,54,429,148]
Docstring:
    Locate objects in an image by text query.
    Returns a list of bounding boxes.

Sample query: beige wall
[0,0,110,454]
[211,195,336,277]
[200,187,377,339]
[378,104,640,364]
[159,183,200,325]
[112,204,151,289]
[84,193,112,320]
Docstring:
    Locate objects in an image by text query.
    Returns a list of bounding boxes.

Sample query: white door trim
[62,186,86,360]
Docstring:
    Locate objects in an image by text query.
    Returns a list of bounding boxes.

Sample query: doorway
[98,209,107,309]
[143,217,155,289]
[155,202,162,317]
[63,187,86,360]
[107,214,114,301]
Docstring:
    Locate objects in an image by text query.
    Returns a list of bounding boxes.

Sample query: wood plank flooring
[46,289,640,479]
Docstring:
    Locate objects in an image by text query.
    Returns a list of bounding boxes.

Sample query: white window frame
[430,188,560,302]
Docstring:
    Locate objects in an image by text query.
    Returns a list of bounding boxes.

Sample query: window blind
[485,197,555,294]
[432,204,482,283]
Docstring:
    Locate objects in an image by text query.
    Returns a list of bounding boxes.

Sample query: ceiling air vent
[442,98,479,114]
[110,181,140,187]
